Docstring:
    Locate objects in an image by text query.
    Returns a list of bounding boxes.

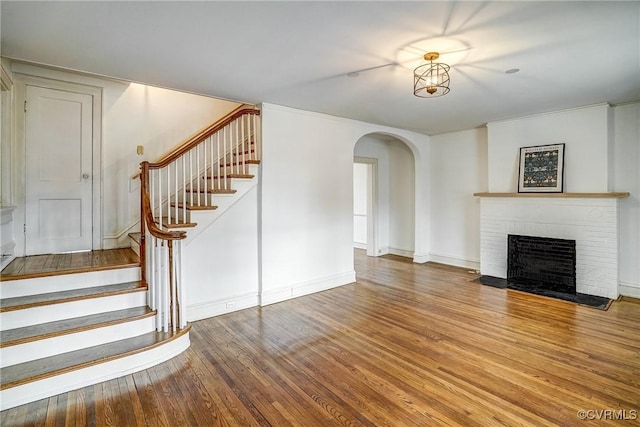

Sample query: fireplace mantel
[474,192,629,198]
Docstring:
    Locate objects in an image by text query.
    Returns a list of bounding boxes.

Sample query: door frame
[354,156,378,257]
[13,74,102,256]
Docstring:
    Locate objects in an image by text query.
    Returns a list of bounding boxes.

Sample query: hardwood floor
[2,249,639,426]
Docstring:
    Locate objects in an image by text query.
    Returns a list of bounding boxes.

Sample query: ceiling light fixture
[413,52,450,98]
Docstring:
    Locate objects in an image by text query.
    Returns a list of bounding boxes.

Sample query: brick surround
[479,197,620,299]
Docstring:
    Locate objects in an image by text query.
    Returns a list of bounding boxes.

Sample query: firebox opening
[507,234,576,294]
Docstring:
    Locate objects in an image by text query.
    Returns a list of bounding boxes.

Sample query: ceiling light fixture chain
[413,51,450,98]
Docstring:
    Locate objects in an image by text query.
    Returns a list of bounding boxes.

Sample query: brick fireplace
[476,193,628,299]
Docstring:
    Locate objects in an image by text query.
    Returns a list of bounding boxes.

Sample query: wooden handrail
[132,105,260,178]
[140,161,186,241]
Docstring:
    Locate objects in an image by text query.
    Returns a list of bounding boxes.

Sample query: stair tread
[128,232,141,244]
[185,188,237,194]
[0,281,146,312]
[0,306,155,347]
[0,325,191,390]
[170,202,220,210]
[232,149,256,156]
[219,159,261,167]
[0,248,140,282]
[204,174,254,180]
[161,219,197,228]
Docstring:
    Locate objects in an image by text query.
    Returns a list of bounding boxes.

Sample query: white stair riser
[1,316,156,367]
[0,292,147,330]
[0,267,141,298]
[130,239,140,257]
[0,333,190,411]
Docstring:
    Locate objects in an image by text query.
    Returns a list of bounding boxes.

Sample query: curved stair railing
[139,107,261,332]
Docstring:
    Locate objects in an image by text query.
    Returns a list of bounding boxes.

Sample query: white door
[25,85,93,255]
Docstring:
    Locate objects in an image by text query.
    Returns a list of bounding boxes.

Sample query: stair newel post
[140,162,149,287]
[167,239,175,332]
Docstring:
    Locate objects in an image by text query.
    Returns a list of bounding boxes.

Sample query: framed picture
[518,143,565,193]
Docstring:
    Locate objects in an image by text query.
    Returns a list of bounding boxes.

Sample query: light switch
[136,145,144,155]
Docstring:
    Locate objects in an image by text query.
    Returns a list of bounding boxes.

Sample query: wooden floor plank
[2,249,639,425]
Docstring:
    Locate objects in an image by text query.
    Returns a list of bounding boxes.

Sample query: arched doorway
[353,133,415,258]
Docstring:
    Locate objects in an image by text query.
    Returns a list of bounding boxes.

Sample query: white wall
[260,103,430,305]
[388,141,415,257]
[487,104,610,193]
[8,62,241,252]
[353,163,367,248]
[429,128,487,269]
[614,102,640,297]
[185,186,260,321]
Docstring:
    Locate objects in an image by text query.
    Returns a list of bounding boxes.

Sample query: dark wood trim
[147,107,260,170]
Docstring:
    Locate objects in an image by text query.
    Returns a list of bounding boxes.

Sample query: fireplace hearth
[507,234,576,294]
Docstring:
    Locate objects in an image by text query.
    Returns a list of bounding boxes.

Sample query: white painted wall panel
[487,104,610,193]
[429,128,487,269]
[613,102,640,296]
[184,186,259,321]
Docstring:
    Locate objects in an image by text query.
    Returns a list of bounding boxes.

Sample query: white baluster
[203,137,208,203]
[242,117,246,167]
[216,131,221,191]
[223,126,228,189]
[174,162,178,225]
[180,155,184,222]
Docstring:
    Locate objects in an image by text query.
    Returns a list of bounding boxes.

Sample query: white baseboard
[187,292,259,322]
[619,281,640,298]
[260,271,356,307]
[389,247,414,258]
[353,242,367,250]
[412,254,429,263]
[428,252,480,271]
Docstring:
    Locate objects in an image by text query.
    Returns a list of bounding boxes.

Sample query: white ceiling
[2,1,639,135]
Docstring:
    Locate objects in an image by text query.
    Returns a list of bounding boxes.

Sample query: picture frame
[518,143,565,193]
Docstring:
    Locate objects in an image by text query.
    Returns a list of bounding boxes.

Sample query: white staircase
[0,106,260,411]
[0,254,190,411]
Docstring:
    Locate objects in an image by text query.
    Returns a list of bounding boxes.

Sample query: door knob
[82,173,90,179]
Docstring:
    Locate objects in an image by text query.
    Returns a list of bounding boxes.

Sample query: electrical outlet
[225,301,236,309]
